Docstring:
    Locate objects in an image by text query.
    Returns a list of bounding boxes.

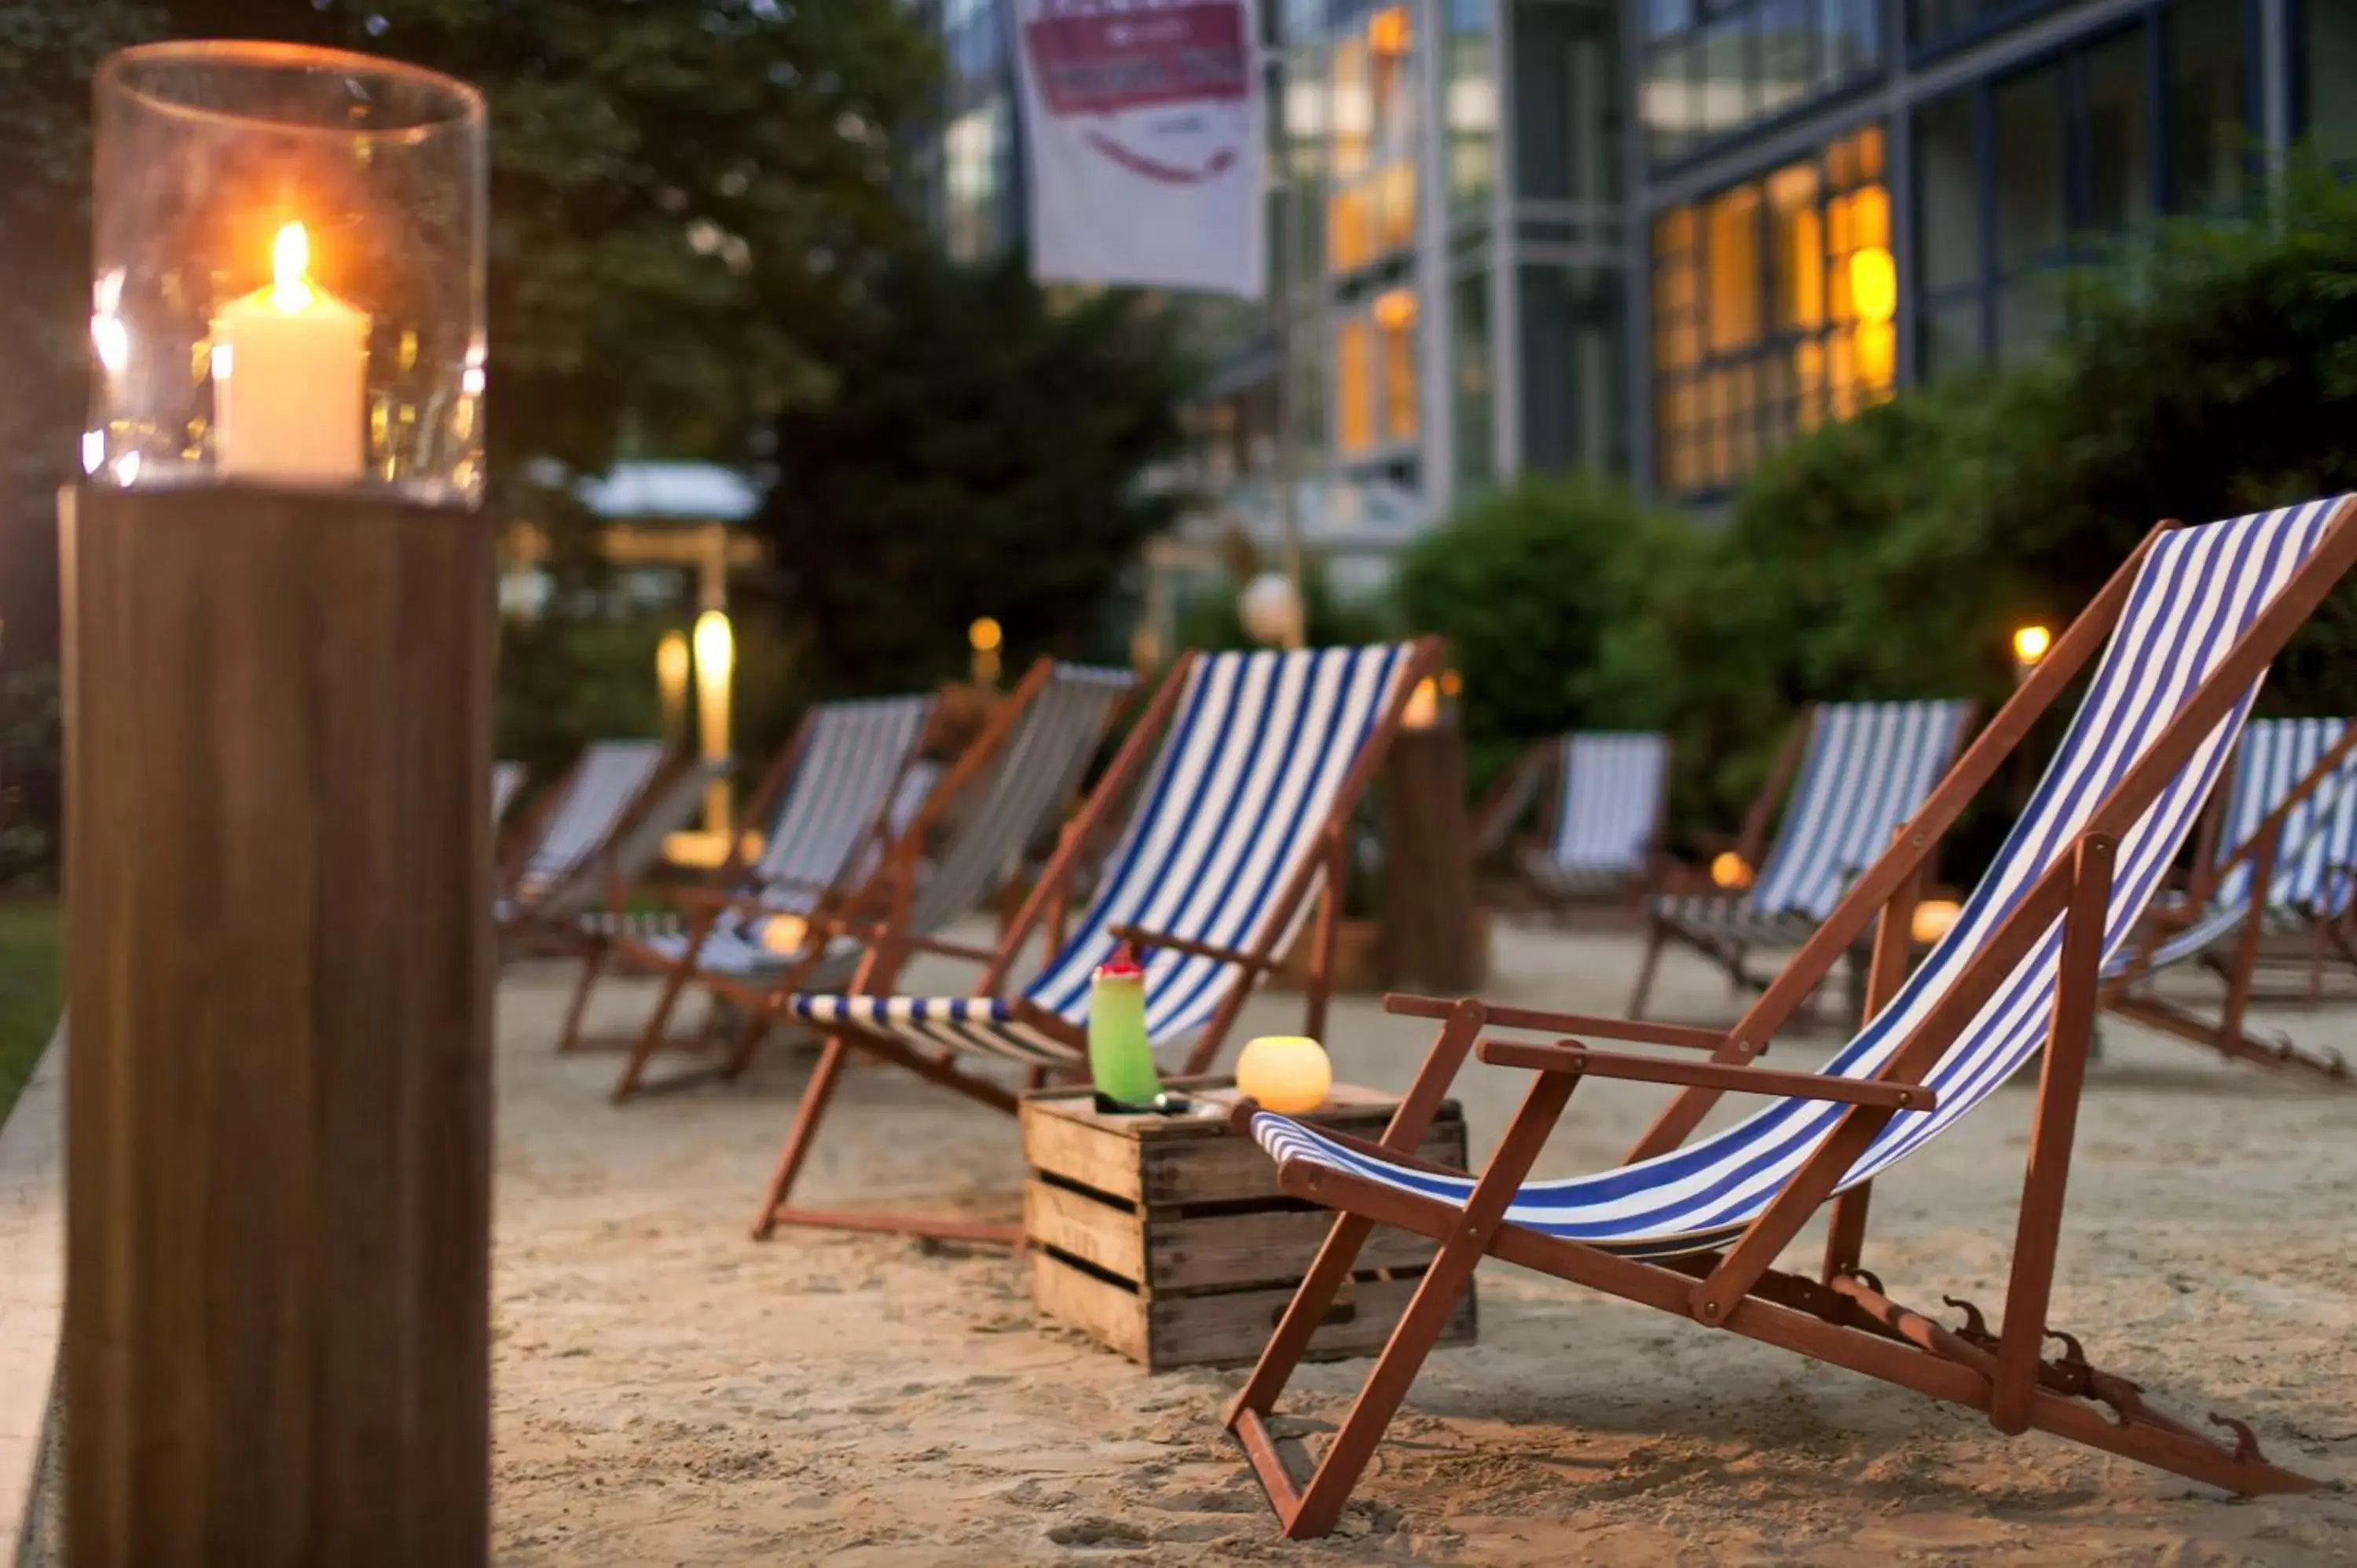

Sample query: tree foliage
[0,0,941,670]
[757,251,1193,695]
[1396,475,1696,793]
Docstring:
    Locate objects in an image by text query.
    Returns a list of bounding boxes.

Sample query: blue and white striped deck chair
[752,640,1441,1244]
[1222,498,2357,1538]
[604,661,1135,1098]
[496,739,669,928]
[2100,716,2357,1081]
[1516,732,1672,904]
[1632,699,1974,1017]
[556,692,936,1053]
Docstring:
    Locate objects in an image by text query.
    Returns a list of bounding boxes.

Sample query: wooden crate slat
[1146,1206,1442,1293]
[1022,1180,1146,1281]
[1031,1251,1151,1364]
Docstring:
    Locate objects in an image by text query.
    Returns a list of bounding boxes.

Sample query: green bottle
[1087,943,1162,1109]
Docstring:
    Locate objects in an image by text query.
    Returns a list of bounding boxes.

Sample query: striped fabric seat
[1254,499,2343,1258]
[493,760,526,824]
[791,644,1422,1065]
[2110,716,2357,976]
[1519,732,1668,898]
[1653,700,1971,947]
[508,740,667,907]
[622,664,1132,980]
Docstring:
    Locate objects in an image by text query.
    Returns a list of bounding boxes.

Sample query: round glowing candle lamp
[1910,898,1963,946]
[1710,851,1754,890]
[1236,1035,1332,1115]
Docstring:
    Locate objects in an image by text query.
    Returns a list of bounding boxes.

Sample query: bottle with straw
[1087,941,1163,1110]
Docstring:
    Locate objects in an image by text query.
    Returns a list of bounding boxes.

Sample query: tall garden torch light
[66,41,493,1561]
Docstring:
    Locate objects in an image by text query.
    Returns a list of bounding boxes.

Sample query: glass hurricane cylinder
[90,40,486,502]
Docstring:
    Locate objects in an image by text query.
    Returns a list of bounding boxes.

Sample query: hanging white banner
[1013,0,1266,300]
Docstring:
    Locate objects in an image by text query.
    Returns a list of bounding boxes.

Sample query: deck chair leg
[1626,919,1667,1020]
[719,1004,772,1081]
[611,954,702,1102]
[1279,1068,1579,1539]
[750,1034,853,1240]
[1992,833,2111,1434]
[556,943,608,1053]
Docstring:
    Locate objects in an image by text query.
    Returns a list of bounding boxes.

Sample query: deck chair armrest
[1384,993,1735,1053]
[1108,924,1281,973]
[1475,1039,1936,1111]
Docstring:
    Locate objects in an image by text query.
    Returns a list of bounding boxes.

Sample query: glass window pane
[1922,296,1985,381]
[1698,13,1755,142]
[1915,92,1981,294]
[1336,318,1374,454]
[1646,0,1694,39]
[2303,0,2357,163]
[1644,41,1699,163]
[2083,29,2150,236]
[1766,163,1824,331]
[1705,185,1762,352]
[1993,64,2066,269]
[1454,269,1494,490]
[1379,291,1420,441]
[1761,0,1812,120]
[1820,0,1879,90]
[1522,2,1623,201]
[2169,0,2247,214]
[1447,4,1496,214]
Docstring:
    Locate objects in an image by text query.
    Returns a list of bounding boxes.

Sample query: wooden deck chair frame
[556,687,944,1063]
[1223,511,2356,1540]
[1626,702,1974,1020]
[497,742,690,958]
[745,638,1449,1248]
[604,658,1120,1100]
[2102,720,2357,1083]
[1494,732,1678,915]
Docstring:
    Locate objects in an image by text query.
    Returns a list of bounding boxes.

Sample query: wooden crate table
[1021,1079,1475,1370]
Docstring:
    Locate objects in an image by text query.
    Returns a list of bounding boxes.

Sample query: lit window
[1336,319,1374,454]
[1651,124,1892,498]
[1376,290,1418,441]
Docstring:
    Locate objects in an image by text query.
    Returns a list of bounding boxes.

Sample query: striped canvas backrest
[1747,700,1971,919]
[904,665,1135,930]
[2213,716,2357,914]
[1548,732,1669,874]
[753,694,935,903]
[516,740,666,896]
[1595,499,2353,1241]
[1023,645,1420,1043]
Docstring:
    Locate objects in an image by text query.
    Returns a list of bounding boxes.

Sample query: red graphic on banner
[1023,1,1252,187]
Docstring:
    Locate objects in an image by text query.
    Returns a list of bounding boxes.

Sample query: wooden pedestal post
[60,483,495,1566]
[1380,719,1485,993]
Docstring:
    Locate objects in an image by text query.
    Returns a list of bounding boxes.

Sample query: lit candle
[1236,1035,1332,1116]
[211,222,368,482]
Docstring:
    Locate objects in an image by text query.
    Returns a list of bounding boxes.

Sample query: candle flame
[269,222,314,313]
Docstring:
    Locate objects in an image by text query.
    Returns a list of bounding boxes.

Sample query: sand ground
[492,920,2357,1565]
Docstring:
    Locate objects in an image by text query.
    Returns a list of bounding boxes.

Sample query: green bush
[1395,474,1695,795]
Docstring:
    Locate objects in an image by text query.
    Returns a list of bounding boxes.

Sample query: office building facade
[911,2,2354,522]
[1634,0,2355,504]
